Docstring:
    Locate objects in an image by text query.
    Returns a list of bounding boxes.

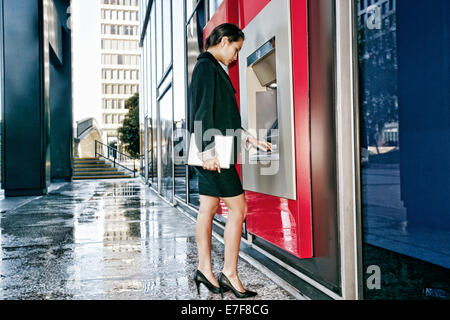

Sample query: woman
[190,23,272,298]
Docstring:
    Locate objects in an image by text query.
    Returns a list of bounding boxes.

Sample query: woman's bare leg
[220,193,248,292]
[196,195,220,287]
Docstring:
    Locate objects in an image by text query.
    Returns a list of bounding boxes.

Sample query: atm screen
[253,89,279,161]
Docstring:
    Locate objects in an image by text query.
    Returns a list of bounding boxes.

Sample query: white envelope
[187,132,234,169]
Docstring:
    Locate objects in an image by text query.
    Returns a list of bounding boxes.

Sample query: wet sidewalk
[0,179,296,300]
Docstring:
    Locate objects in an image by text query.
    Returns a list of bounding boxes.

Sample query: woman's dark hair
[205,23,245,50]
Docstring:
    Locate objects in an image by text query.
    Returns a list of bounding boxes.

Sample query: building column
[50,0,73,181]
[1,0,72,196]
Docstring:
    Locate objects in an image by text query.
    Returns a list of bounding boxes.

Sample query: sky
[71,0,102,128]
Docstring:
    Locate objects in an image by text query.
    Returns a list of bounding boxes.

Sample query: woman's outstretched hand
[202,157,221,173]
[248,137,273,152]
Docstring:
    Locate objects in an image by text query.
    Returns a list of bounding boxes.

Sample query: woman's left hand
[248,137,273,152]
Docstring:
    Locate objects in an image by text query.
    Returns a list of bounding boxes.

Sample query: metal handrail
[95,140,136,177]
[76,118,101,139]
[76,118,93,138]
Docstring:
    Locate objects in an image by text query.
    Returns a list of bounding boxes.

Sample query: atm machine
[239,0,296,200]
[236,0,313,259]
[204,0,312,259]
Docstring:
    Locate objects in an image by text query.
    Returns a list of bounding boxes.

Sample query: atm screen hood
[248,38,276,87]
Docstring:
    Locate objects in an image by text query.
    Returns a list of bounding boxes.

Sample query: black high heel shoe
[193,270,222,294]
[218,273,257,299]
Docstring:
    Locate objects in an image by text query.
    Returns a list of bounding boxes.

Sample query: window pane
[186,12,202,208]
[163,0,172,72]
[156,0,163,81]
[159,87,173,203]
[209,0,224,19]
[357,0,450,299]
[186,0,197,21]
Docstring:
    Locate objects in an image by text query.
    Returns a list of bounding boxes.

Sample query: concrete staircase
[73,157,132,180]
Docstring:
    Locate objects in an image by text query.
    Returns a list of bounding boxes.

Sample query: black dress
[189,51,245,198]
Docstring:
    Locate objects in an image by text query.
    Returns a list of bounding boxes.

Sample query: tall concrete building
[100,0,140,148]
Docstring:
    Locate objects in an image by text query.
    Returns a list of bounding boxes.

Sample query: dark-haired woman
[190,23,272,299]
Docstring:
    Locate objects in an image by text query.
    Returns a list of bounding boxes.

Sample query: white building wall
[100,0,141,147]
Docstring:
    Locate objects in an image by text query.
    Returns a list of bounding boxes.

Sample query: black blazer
[189,51,242,163]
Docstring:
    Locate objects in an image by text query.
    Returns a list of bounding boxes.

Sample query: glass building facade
[138,0,449,299]
[139,0,220,206]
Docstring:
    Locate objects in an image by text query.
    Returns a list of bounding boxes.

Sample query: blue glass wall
[357,0,450,299]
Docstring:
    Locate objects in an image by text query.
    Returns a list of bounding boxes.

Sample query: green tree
[118,93,140,159]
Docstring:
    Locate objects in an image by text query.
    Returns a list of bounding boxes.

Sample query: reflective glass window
[186,12,201,208]
[356,0,450,299]
[159,87,174,203]
[186,0,198,20]
[209,0,223,19]
[163,0,172,73]
[156,0,163,81]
